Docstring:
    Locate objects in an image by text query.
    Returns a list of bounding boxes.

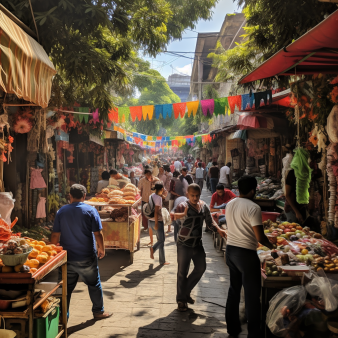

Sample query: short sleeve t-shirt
[210,189,236,208]
[209,166,220,179]
[219,166,231,184]
[225,198,262,251]
[53,202,102,261]
[149,193,163,221]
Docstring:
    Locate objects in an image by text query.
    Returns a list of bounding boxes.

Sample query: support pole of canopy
[278,52,316,75]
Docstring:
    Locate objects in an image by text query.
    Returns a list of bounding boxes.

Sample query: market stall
[85,182,142,263]
[0,225,67,338]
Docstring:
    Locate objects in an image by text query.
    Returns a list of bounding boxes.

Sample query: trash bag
[305,270,338,312]
[266,285,307,337]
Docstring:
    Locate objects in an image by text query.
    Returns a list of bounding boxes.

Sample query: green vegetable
[272,271,279,276]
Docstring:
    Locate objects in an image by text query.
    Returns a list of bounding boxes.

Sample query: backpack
[142,195,155,219]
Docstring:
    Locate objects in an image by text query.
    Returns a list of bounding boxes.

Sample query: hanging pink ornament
[92,109,100,123]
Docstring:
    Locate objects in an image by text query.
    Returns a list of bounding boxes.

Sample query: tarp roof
[239,10,338,84]
[0,10,57,107]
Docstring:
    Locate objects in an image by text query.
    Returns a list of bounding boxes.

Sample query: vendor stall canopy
[0,7,57,107]
[239,9,338,84]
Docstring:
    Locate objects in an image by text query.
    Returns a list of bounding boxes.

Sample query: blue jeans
[61,256,104,317]
[148,220,166,264]
[226,245,261,338]
[210,178,218,194]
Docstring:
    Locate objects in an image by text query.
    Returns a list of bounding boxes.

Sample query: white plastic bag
[305,270,338,312]
[0,192,15,225]
[266,285,307,337]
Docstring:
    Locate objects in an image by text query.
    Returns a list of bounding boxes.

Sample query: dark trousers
[210,178,218,194]
[60,256,104,317]
[176,243,206,302]
[226,245,261,338]
[141,201,148,229]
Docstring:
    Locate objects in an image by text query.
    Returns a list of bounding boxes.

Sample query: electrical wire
[28,0,39,43]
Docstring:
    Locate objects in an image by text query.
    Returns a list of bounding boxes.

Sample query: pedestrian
[180,167,193,185]
[174,158,182,172]
[129,171,138,187]
[170,161,175,173]
[149,182,170,265]
[206,158,213,191]
[195,162,205,191]
[96,171,110,193]
[225,176,273,338]
[51,184,112,319]
[171,183,226,312]
[219,162,232,189]
[208,162,220,194]
[138,169,160,245]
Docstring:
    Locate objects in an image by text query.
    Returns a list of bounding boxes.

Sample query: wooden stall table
[0,250,67,338]
[85,198,142,264]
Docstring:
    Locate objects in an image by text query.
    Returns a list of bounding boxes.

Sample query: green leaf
[39,16,47,26]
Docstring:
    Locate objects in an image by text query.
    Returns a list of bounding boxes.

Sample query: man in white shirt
[225,176,273,338]
[174,159,182,172]
[219,162,232,189]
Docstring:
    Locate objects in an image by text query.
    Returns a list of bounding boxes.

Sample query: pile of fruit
[24,239,62,273]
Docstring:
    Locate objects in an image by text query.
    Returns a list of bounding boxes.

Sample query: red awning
[237,114,274,130]
[239,10,338,84]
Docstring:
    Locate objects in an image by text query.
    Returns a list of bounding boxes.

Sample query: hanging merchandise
[327,105,338,143]
[290,148,312,204]
[30,168,47,189]
[36,196,46,218]
[282,153,293,194]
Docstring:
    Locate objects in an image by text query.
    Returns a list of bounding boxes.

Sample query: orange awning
[0,10,57,107]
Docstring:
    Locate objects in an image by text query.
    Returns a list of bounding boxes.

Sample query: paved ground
[63,187,248,338]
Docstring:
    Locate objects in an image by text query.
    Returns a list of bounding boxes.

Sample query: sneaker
[177,302,188,312]
[93,312,113,320]
[187,296,195,304]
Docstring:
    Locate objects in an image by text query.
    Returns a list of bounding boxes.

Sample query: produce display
[260,219,338,277]
[0,237,62,274]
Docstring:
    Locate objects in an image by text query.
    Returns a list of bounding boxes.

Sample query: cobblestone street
[65,188,247,338]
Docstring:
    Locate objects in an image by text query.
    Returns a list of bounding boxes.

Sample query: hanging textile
[130,106,143,122]
[228,95,242,114]
[155,105,163,119]
[254,90,272,109]
[201,99,214,116]
[108,108,118,124]
[92,108,100,123]
[163,104,173,118]
[173,103,187,119]
[118,107,130,123]
[214,98,229,116]
[186,101,199,117]
[142,105,154,120]
[241,94,253,110]
[78,107,89,123]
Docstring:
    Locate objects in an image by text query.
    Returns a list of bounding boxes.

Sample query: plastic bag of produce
[266,285,307,337]
[305,270,338,312]
[0,192,15,225]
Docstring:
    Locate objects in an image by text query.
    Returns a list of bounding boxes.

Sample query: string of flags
[107,90,273,124]
[113,126,214,150]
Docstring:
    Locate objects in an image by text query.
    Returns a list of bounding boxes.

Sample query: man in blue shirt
[51,184,111,320]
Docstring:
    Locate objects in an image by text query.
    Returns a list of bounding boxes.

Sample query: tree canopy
[3,0,219,120]
[209,0,337,85]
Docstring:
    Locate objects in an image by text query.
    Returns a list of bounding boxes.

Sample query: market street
[62,188,246,338]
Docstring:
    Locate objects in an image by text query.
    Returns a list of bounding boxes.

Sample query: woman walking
[195,162,205,191]
[149,183,170,265]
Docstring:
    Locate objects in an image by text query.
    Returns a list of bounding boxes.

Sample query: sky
[142,0,240,80]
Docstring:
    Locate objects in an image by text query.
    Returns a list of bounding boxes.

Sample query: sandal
[177,302,188,312]
[187,296,195,304]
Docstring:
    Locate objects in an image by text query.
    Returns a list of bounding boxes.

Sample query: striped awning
[0,11,57,108]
